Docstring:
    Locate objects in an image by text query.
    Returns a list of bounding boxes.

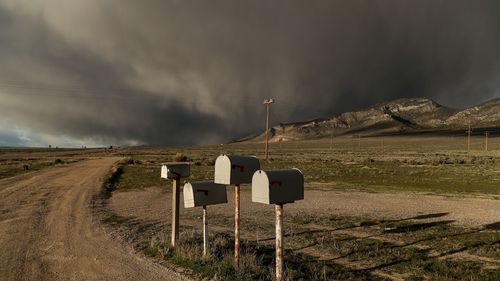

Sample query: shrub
[202,157,216,166]
[173,153,188,162]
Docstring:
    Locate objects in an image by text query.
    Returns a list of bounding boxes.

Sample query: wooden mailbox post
[161,163,190,247]
[183,181,227,256]
[214,155,260,271]
[252,168,304,281]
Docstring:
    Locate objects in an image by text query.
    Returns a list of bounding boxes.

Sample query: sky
[1,0,500,147]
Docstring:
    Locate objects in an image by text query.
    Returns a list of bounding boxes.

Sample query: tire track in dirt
[0,158,180,281]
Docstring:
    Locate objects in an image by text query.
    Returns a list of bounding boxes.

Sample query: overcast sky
[1,0,500,147]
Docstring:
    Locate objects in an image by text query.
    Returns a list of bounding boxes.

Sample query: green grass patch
[0,160,55,180]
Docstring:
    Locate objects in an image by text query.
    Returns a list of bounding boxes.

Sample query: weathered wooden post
[234,183,240,268]
[203,206,208,256]
[214,155,261,271]
[252,168,304,281]
[161,163,190,247]
[172,178,180,246]
[183,181,227,256]
[275,203,283,280]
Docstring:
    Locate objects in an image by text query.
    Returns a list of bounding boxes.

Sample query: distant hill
[236,97,500,143]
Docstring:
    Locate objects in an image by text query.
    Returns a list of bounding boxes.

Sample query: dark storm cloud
[1,0,500,146]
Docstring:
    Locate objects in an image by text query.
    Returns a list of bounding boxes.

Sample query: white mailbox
[183,181,227,208]
[161,163,190,179]
[252,168,304,204]
[214,155,260,185]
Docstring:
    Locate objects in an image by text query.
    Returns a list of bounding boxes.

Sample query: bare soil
[106,185,500,280]
[109,186,500,229]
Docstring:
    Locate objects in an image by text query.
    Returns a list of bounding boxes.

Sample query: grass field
[0,147,111,180]
[1,136,499,280]
[110,136,500,196]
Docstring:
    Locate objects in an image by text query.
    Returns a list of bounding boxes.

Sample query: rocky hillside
[237,97,500,143]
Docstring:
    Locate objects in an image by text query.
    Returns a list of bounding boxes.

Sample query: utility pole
[263,99,275,161]
[466,121,472,153]
[485,131,489,152]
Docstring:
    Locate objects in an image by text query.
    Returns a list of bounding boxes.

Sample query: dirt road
[0,158,180,281]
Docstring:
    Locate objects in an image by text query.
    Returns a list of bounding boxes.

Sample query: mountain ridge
[236,97,500,143]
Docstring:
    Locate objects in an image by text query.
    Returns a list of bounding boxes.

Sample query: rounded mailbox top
[254,168,303,177]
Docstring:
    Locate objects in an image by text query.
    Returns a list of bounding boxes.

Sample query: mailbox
[161,163,190,179]
[252,168,304,204]
[214,155,260,185]
[183,181,227,208]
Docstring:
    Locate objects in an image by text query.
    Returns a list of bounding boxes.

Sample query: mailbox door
[252,170,271,204]
[161,165,169,179]
[183,183,196,208]
[214,156,231,184]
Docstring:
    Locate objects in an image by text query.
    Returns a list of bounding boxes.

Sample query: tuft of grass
[102,214,130,225]
[146,233,262,280]
[398,259,500,281]
[143,230,387,281]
